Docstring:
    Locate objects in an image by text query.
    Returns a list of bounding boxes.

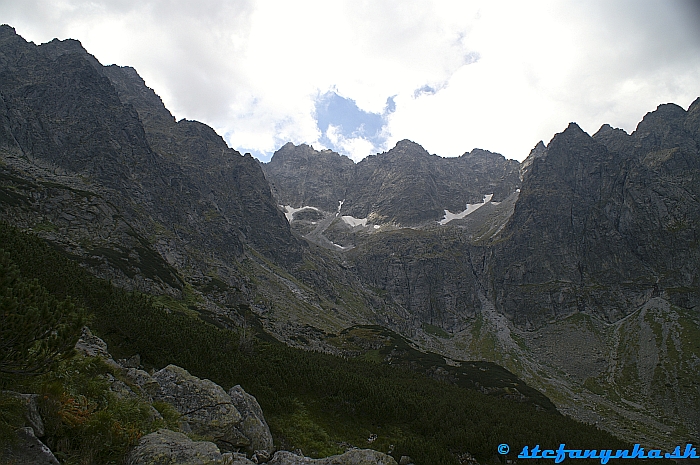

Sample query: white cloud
[326,124,374,162]
[384,0,700,159]
[2,0,699,161]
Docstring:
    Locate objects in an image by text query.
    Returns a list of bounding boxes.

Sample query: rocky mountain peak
[592,124,632,155]
[276,141,298,154]
[394,139,426,150]
[462,147,505,160]
[593,123,619,137]
[264,143,355,212]
[102,64,176,128]
[0,24,21,43]
[531,140,546,154]
[386,139,432,159]
[0,27,302,284]
[270,142,353,165]
[634,103,688,133]
[39,37,87,57]
[648,102,687,119]
[519,140,547,180]
[530,122,606,175]
[1,25,85,65]
[632,102,694,156]
[265,135,521,228]
[36,35,106,75]
[563,121,586,135]
[688,96,700,114]
[684,97,700,136]
[492,97,700,322]
[593,123,633,140]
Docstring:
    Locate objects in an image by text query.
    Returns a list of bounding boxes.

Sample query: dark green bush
[39,357,171,465]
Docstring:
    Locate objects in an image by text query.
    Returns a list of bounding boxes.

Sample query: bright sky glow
[2,0,699,161]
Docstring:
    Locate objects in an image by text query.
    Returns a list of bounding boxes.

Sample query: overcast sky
[2,0,700,162]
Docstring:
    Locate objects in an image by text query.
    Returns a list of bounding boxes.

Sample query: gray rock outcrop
[3,391,45,437]
[0,24,302,301]
[0,427,59,465]
[491,107,700,328]
[75,326,112,359]
[228,384,274,454]
[125,428,246,465]
[125,367,161,396]
[152,365,248,451]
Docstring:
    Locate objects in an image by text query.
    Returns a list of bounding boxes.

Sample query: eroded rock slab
[125,428,235,465]
[2,391,45,437]
[152,365,247,451]
[1,427,59,465]
[228,384,274,454]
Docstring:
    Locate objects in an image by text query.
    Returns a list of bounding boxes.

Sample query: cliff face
[346,229,482,333]
[490,104,700,328]
[101,64,301,267]
[263,142,356,213]
[0,25,301,297]
[263,139,521,226]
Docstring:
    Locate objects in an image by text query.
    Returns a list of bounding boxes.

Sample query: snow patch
[439,194,493,225]
[341,215,368,227]
[336,199,344,216]
[282,205,321,223]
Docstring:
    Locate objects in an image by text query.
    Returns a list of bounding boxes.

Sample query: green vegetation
[1,355,179,464]
[422,323,451,338]
[0,251,83,378]
[32,220,58,232]
[154,283,201,317]
[203,208,221,221]
[0,392,25,444]
[0,221,654,464]
[38,357,177,463]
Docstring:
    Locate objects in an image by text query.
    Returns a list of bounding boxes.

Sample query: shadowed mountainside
[263,140,521,226]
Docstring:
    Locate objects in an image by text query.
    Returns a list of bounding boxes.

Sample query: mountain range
[1,23,698,454]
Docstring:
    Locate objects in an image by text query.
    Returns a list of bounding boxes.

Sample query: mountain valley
[1,24,698,462]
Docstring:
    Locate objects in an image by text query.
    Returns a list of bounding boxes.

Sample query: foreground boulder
[229,384,274,454]
[74,326,112,359]
[268,449,398,465]
[152,365,248,451]
[2,391,45,437]
[125,428,254,465]
[0,427,59,465]
[124,367,161,397]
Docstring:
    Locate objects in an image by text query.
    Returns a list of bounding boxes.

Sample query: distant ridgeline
[0,22,698,454]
